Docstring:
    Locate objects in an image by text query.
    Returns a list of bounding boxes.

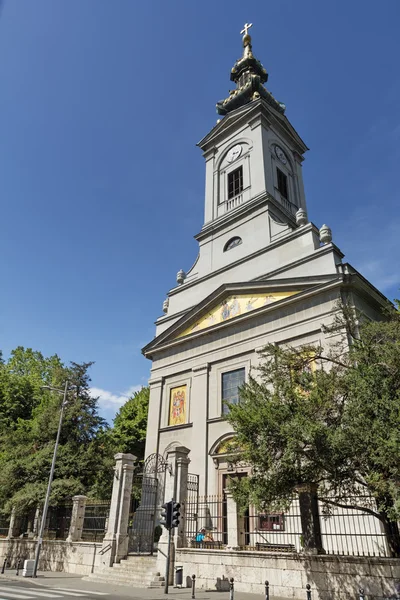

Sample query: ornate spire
[216,24,286,116]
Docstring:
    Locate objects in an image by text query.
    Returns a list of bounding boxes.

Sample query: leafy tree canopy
[0,347,111,514]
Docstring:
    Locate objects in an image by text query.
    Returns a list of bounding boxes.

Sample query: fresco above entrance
[178,291,300,338]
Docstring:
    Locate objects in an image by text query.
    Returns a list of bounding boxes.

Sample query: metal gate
[128,453,168,555]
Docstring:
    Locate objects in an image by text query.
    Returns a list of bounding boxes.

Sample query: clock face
[275,145,287,165]
[226,144,242,163]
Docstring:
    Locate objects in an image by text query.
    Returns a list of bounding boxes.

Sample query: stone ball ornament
[319,224,332,245]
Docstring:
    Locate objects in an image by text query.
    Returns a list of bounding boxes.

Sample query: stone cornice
[159,423,193,434]
[148,377,164,387]
[194,192,297,242]
[192,363,209,374]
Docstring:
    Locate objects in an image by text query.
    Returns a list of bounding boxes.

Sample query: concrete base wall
[0,539,103,575]
[176,548,400,600]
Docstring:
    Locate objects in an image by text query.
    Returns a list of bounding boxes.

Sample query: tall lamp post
[32,381,69,578]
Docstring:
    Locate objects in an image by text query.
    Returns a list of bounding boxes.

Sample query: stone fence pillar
[67,495,87,542]
[115,461,135,562]
[101,453,136,566]
[225,490,239,550]
[7,508,19,539]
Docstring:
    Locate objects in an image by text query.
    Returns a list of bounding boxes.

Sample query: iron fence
[319,498,390,558]
[183,494,395,558]
[184,495,227,549]
[82,501,110,542]
[0,516,9,538]
[241,501,301,553]
[45,504,72,540]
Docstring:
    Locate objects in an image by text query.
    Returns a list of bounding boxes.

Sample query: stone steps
[85,555,165,588]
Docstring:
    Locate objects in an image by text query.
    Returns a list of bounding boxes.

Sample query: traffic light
[171,501,181,528]
[160,501,173,529]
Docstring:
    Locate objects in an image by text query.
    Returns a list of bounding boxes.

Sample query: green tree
[111,387,149,462]
[0,348,111,514]
[90,387,150,500]
[225,302,400,556]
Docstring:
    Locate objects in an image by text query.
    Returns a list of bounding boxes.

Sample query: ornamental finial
[240,23,253,56]
[240,22,253,37]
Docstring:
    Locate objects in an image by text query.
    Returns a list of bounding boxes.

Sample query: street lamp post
[32,380,69,578]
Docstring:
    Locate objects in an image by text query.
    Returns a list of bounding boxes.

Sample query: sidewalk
[0,570,274,600]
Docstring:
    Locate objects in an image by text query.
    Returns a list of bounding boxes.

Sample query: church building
[142,24,386,504]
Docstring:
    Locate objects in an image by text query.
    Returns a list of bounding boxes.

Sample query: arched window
[224,236,242,251]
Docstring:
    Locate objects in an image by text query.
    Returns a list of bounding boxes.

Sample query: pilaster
[190,364,209,496]
[144,378,163,460]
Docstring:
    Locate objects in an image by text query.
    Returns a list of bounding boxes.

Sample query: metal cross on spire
[240,22,253,36]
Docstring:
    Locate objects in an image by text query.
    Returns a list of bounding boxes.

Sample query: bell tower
[201,23,308,228]
[150,24,340,333]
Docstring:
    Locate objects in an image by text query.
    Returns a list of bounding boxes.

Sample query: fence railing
[184,494,394,558]
[242,502,302,553]
[45,504,72,540]
[185,495,227,549]
[82,501,109,542]
[0,499,111,542]
[0,517,9,538]
[319,499,389,558]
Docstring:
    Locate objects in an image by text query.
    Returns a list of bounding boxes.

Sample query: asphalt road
[0,574,261,600]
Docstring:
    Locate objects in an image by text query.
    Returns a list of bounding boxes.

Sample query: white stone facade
[142,39,389,571]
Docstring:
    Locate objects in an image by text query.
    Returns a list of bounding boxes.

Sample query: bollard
[1,558,7,575]
[16,559,21,576]
[230,577,234,600]
[191,574,196,600]
[306,584,311,600]
[359,589,365,600]
[265,580,269,600]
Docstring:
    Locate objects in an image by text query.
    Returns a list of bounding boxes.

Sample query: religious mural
[169,385,187,426]
[179,291,300,338]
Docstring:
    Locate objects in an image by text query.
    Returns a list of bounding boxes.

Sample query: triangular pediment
[142,275,342,357]
[178,290,298,338]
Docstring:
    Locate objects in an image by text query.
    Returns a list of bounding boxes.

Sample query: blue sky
[1,1,399,423]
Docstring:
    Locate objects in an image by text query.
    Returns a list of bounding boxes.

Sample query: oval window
[224,237,242,251]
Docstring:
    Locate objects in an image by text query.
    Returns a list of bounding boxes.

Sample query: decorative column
[157,446,191,584]
[297,483,324,554]
[225,490,239,550]
[67,495,87,542]
[101,453,136,566]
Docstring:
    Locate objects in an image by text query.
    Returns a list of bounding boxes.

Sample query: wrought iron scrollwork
[143,453,170,475]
